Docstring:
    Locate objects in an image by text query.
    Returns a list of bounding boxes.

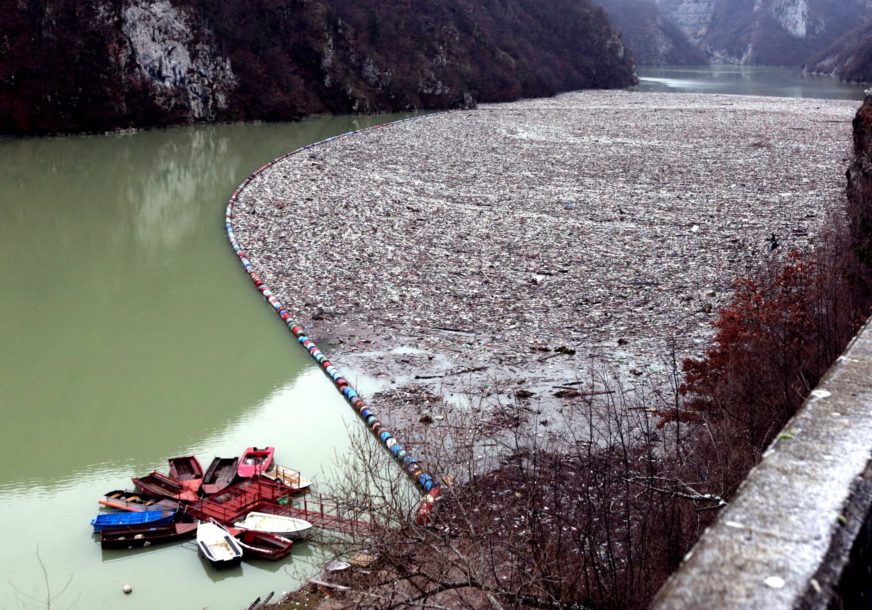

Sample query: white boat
[233,511,313,540]
[263,464,312,490]
[197,522,243,569]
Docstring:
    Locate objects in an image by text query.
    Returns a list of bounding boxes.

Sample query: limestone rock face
[655,0,717,46]
[120,1,236,122]
[654,0,872,65]
[0,0,636,135]
[846,92,872,272]
[804,20,872,82]
[594,0,709,65]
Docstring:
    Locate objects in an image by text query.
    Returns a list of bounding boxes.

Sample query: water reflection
[637,65,866,100]
[0,115,411,489]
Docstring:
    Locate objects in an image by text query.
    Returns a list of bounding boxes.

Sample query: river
[0,115,413,610]
[0,67,865,610]
[636,65,866,99]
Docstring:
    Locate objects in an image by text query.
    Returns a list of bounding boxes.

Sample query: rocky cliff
[804,22,872,82]
[847,91,872,273]
[594,0,708,65]
[0,0,636,136]
[654,0,872,66]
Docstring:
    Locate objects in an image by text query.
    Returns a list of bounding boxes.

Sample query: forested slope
[0,0,637,135]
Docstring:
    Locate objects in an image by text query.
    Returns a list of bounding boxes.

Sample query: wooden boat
[235,530,294,561]
[202,457,239,495]
[233,511,313,540]
[91,509,175,533]
[99,489,179,513]
[100,522,197,549]
[132,471,199,503]
[263,464,311,491]
[238,447,275,478]
[168,456,204,493]
[197,521,243,569]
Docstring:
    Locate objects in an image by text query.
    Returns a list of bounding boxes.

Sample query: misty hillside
[0,0,636,136]
[804,19,872,81]
[655,0,872,66]
[594,0,708,65]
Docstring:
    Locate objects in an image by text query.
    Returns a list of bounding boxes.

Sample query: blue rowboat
[91,509,175,533]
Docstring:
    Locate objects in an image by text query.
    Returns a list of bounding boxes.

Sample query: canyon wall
[0,0,637,135]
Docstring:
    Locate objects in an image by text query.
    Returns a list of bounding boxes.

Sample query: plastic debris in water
[764,576,785,589]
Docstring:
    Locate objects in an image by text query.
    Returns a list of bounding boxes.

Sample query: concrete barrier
[651,318,872,609]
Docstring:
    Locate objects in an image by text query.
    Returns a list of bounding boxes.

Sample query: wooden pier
[183,477,288,525]
[260,493,373,536]
[182,478,373,536]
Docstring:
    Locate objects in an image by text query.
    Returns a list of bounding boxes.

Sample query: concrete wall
[651,318,872,609]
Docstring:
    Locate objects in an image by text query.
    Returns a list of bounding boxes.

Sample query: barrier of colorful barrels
[225,115,443,519]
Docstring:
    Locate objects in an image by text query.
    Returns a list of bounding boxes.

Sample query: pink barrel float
[225,115,443,522]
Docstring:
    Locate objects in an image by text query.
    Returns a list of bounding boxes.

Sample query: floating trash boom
[225,116,443,520]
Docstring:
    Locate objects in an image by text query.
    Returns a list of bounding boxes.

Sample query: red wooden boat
[99,489,179,513]
[235,529,294,561]
[132,471,199,503]
[202,457,239,495]
[168,456,204,493]
[238,447,275,478]
[100,522,198,550]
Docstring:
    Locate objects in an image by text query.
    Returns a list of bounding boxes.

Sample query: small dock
[182,479,372,535]
[184,477,289,525]
[261,494,373,536]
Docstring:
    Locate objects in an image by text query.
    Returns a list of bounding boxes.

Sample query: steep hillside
[594,0,708,65]
[0,0,636,136]
[655,0,716,46]
[655,0,872,65]
[804,21,872,82]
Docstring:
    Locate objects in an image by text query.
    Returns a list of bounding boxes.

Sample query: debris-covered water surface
[231,91,858,436]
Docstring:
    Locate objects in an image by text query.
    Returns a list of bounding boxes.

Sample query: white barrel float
[225,115,443,517]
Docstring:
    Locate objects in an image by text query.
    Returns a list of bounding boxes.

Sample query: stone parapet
[651,319,872,609]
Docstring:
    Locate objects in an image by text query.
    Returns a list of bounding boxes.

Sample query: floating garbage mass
[224,117,443,519]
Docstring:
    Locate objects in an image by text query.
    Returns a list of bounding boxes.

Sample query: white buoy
[122,584,133,594]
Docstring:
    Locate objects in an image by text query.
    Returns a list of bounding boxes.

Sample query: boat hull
[168,456,204,494]
[91,509,176,533]
[233,511,313,540]
[263,464,311,491]
[99,489,179,513]
[100,522,197,549]
[236,530,294,561]
[132,471,198,503]
[197,522,243,569]
[238,447,275,478]
[202,457,239,496]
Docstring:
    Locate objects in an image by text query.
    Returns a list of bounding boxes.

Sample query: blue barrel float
[225,115,443,522]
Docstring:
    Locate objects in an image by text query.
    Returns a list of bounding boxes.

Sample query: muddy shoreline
[230,91,858,447]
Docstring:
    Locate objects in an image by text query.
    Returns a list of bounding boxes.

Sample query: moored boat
[132,471,199,503]
[91,509,176,533]
[262,464,311,491]
[235,530,294,561]
[168,456,204,493]
[100,521,197,549]
[202,457,239,495]
[99,489,179,513]
[197,521,243,569]
[238,447,275,478]
[233,511,313,540]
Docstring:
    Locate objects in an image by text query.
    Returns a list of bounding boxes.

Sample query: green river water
[0,67,865,610]
[0,114,412,610]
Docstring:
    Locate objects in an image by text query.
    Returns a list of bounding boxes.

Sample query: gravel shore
[231,91,859,436]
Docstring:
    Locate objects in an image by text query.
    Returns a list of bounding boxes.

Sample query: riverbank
[230,91,858,453]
